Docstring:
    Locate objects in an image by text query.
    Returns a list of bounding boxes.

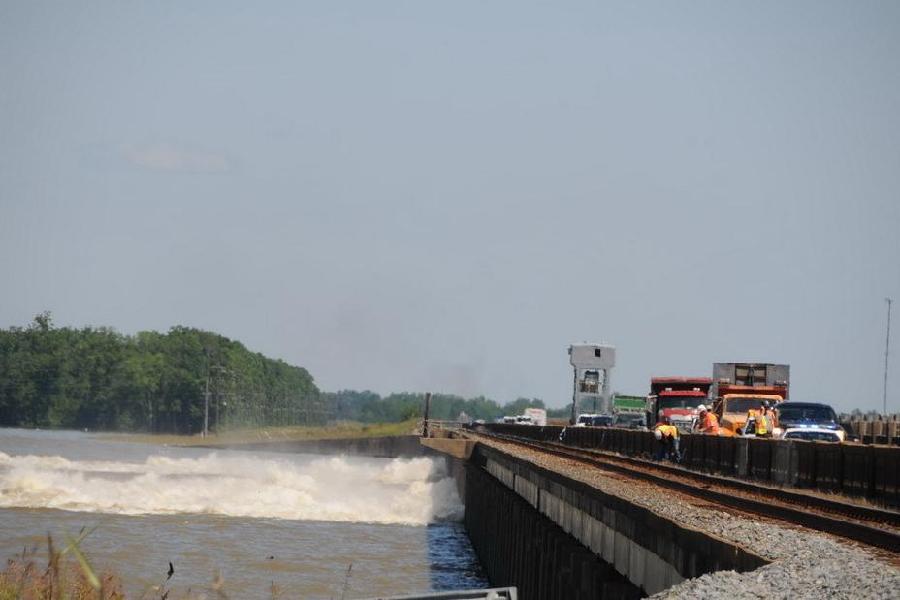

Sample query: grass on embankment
[100,419,421,447]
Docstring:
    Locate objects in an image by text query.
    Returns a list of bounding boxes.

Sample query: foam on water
[0,450,463,524]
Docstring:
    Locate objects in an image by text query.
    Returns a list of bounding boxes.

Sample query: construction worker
[695,404,719,434]
[748,405,768,436]
[654,421,681,462]
[759,401,776,437]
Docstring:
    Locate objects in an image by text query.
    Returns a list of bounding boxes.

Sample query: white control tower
[568,343,616,423]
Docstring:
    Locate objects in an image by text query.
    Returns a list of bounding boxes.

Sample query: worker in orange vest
[695,404,719,435]
[654,421,681,462]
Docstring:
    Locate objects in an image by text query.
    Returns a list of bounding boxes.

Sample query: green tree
[0,315,321,433]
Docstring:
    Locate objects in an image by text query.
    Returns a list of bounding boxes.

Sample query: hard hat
[697,404,707,412]
[654,428,663,440]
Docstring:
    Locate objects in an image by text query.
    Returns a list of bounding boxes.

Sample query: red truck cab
[648,377,713,432]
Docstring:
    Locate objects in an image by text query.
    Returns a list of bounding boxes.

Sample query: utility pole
[885,297,893,416]
[210,365,228,433]
[204,369,210,437]
[202,356,228,437]
[571,366,578,425]
[601,368,611,415]
[423,392,432,437]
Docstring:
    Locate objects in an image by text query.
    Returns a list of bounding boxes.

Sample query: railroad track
[467,429,900,554]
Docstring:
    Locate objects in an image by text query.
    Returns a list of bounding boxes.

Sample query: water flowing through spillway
[0,449,463,524]
[0,429,486,598]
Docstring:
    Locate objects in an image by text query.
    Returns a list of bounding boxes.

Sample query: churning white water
[0,430,486,598]
[0,449,464,524]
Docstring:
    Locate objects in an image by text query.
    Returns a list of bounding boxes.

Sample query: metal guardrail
[421,419,466,436]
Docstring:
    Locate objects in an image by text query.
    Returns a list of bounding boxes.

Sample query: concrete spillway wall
[467,443,766,598]
[200,434,429,458]
[466,461,642,600]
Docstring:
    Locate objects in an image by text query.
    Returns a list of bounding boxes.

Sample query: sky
[1,1,898,413]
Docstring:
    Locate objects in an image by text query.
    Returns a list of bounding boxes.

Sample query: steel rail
[470,430,900,554]
[560,435,900,527]
[471,427,900,526]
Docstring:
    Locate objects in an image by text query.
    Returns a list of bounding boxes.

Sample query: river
[0,428,487,598]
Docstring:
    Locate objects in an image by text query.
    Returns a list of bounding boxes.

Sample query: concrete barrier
[874,446,900,504]
[815,443,842,491]
[735,438,750,477]
[681,434,699,470]
[465,462,640,600]
[479,424,900,507]
[716,436,737,476]
[748,438,773,481]
[842,444,875,496]
[794,441,817,488]
[420,437,476,460]
[469,444,766,598]
[703,435,719,473]
[770,440,794,485]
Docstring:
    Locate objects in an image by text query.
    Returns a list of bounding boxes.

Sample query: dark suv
[613,413,647,430]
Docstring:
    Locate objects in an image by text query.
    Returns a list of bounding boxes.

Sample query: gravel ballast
[471,436,900,599]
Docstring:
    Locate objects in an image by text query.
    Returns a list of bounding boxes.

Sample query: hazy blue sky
[2,2,898,412]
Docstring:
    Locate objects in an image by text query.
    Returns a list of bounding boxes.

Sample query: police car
[781,427,843,442]
[775,402,846,442]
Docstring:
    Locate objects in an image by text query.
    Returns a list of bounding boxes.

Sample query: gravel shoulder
[471,435,900,600]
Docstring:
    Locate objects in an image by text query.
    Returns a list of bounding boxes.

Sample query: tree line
[323,389,552,423]
[0,313,322,433]
[0,313,563,433]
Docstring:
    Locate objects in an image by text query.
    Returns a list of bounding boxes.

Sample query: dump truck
[610,394,648,429]
[648,377,713,432]
[612,394,646,415]
[710,363,789,436]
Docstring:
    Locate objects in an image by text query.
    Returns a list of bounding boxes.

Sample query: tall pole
[601,367,611,415]
[571,367,578,425]
[422,392,432,437]
[885,297,893,416]
[204,370,210,437]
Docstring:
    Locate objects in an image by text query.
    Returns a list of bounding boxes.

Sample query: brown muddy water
[0,428,487,598]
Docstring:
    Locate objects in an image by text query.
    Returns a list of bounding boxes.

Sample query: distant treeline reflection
[0,313,553,434]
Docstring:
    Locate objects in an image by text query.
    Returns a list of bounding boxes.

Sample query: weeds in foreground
[0,530,122,600]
